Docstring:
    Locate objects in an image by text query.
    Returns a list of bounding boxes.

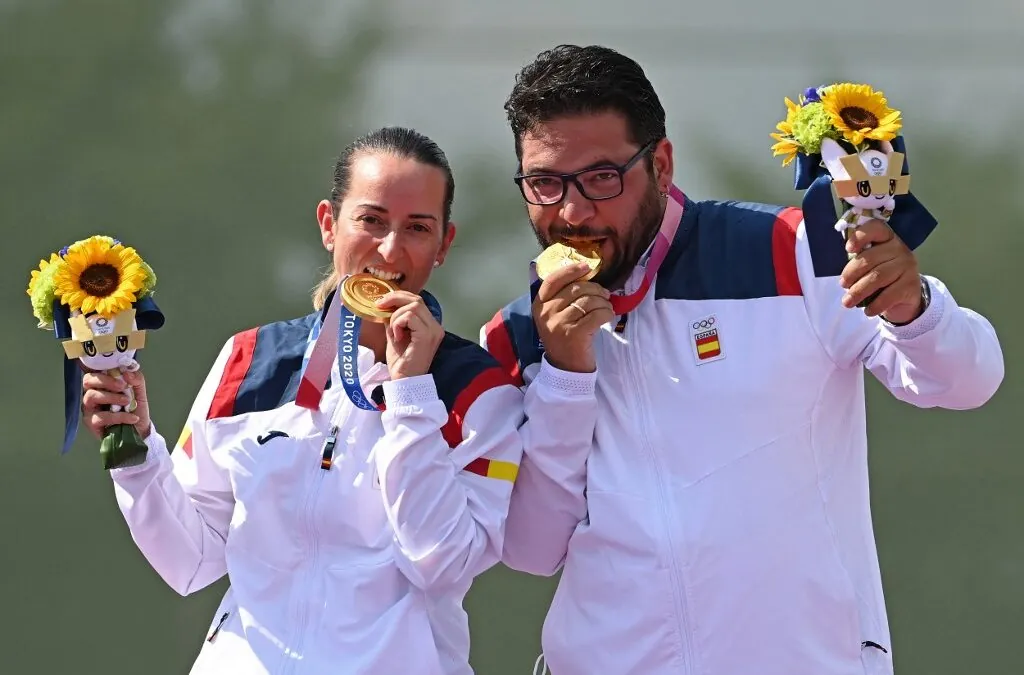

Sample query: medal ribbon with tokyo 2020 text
[295,277,443,412]
[294,278,374,411]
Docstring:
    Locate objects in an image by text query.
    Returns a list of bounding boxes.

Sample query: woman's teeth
[366,267,403,282]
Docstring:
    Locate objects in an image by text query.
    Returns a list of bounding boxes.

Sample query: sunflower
[819,83,902,146]
[52,235,149,317]
[770,97,803,166]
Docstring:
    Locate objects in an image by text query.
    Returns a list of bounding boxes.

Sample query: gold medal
[534,242,602,282]
[340,274,398,323]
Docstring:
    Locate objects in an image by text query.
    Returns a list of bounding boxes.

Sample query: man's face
[517,111,673,289]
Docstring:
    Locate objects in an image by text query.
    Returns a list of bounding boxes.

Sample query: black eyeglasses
[513,140,657,206]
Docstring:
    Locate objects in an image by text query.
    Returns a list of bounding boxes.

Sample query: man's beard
[531,182,664,290]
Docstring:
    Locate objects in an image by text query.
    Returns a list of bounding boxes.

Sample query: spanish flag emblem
[694,329,721,360]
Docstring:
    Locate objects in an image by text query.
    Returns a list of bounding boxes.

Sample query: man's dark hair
[330,126,455,226]
[504,44,667,160]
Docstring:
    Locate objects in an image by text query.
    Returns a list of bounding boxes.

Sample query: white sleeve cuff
[537,354,597,397]
[382,375,440,408]
[108,423,171,476]
[883,275,946,341]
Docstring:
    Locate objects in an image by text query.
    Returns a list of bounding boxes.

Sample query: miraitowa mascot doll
[770,83,938,306]
[27,235,164,470]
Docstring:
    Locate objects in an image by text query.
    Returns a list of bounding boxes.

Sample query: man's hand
[533,263,616,373]
[377,291,445,380]
[82,368,152,440]
[840,219,924,324]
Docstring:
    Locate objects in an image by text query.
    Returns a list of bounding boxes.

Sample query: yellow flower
[770,97,803,166]
[52,235,148,317]
[819,83,902,146]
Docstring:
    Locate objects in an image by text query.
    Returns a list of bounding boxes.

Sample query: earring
[433,261,441,268]
[326,244,334,252]
[658,187,669,197]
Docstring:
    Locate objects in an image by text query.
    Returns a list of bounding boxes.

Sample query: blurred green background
[2,1,1020,673]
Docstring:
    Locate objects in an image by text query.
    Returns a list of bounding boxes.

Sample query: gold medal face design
[534,242,602,282]
[340,274,398,323]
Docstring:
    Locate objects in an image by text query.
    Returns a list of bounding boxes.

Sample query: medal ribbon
[296,278,443,411]
[529,184,685,316]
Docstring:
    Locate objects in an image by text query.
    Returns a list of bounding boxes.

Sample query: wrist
[883,275,930,326]
[388,367,428,381]
[543,353,596,374]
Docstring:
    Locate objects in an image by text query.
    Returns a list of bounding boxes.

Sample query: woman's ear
[436,222,457,266]
[316,200,335,251]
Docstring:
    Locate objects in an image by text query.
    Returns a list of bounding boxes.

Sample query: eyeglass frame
[513,139,659,206]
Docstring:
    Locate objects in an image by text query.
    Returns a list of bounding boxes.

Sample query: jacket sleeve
[478,312,599,576]
[795,218,1004,409]
[374,371,525,591]
[108,338,238,595]
[500,356,597,576]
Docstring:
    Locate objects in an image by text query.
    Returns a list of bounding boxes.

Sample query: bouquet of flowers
[772,83,910,232]
[770,83,938,304]
[27,235,165,469]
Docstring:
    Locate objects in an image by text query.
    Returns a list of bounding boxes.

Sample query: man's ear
[652,138,674,191]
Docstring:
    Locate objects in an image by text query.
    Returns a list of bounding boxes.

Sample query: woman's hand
[377,291,444,381]
[82,368,152,439]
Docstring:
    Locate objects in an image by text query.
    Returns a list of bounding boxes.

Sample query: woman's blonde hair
[311,268,339,311]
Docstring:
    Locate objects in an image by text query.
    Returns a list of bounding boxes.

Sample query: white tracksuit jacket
[109,325,524,675]
[481,198,1004,675]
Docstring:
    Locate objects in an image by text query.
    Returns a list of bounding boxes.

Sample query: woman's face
[318,152,456,295]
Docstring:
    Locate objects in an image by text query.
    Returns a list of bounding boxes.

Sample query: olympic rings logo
[692,317,716,330]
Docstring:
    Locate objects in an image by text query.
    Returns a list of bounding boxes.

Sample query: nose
[559,181,596,228]
[377,230,400,261]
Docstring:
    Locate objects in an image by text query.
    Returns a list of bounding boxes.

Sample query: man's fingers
[83,371,126,392]
[563,294,608,317]
[560,295,614,325]
[536,263,596,303]
[840,243,900,289]
[844,219,895,254]
[863,276,914,318]
[842,259,905,308]
[577,305,616,332]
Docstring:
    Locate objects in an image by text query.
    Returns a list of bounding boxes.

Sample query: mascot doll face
[820,137,911,211]
[62,308,146,370]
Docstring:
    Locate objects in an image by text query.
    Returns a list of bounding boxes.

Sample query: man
[480,45,1004,675]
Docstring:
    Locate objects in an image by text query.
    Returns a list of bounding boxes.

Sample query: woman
[83,127,525,674]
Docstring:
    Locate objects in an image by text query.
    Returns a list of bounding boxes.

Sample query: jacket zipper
[280,424,339,675]
[624,318,696,673]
